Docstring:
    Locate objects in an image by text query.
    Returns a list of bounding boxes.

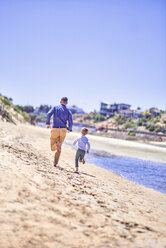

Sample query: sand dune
[0,121,166,248]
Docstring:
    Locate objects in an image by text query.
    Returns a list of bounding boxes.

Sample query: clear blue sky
[0,0,166,112]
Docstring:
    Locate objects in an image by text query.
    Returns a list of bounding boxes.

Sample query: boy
[73,127,90,173]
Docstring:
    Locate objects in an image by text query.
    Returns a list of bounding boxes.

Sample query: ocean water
[86,154,166,194]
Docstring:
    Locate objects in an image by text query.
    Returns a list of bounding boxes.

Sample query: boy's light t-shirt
[73,136,90,151]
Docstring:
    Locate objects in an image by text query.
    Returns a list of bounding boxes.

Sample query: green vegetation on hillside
[0,94,31,124]
[78,112,166,134]
[0,94,49,125]
[84,113,107,123]
[111,114,166,133]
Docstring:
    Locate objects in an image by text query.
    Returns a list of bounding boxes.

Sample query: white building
[100,102,131,116]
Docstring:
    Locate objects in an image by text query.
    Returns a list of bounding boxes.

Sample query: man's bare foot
[82,158,85,164]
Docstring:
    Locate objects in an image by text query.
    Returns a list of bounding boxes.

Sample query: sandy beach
[0,121,166,248]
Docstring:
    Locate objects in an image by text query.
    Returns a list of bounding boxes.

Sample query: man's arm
[46,107,55,127]
[67,110,73,131]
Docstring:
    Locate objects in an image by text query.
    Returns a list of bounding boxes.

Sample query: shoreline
[64,139,166,194]
[0,121,166,248]
[66,131,166,164]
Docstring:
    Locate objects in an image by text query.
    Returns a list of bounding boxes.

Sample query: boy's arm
[67,110,73,132]
[73,138,79,146]
[87,140,90,153]
[46,107,55,126]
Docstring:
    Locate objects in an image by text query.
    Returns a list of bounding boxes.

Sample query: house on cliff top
[100,102,131,116]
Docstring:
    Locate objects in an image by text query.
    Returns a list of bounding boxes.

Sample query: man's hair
[81,127,88,134]
[61,97,68,103]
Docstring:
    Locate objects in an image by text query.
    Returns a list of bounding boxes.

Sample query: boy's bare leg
[80,151,86,164]
[82,158,85,164]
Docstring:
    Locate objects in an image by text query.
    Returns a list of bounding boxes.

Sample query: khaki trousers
[50,128,67,164]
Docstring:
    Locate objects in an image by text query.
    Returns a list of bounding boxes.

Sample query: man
[46,97,73,167]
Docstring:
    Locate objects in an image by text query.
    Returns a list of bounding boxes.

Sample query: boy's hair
[81,127,88,134]
[61,97,68,103]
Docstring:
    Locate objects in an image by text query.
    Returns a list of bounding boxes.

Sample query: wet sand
[0,121,166,248]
